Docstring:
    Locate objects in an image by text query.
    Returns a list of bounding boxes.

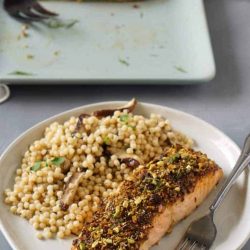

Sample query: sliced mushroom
[73,99,137,135]
[93,98,137,118]
[121,157,141,168]
[60,172,84,211]
[61,158,71,174]
[73,113,90,135]
[107,147,143,168]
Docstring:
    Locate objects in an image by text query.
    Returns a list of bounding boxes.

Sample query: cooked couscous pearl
[4,111,192,239]
[36,232,44,240]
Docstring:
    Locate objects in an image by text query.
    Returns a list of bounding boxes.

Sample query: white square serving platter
[0,0,215,83]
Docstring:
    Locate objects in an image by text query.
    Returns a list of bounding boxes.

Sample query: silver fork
[176,134,250,250]
[3,0,57,22]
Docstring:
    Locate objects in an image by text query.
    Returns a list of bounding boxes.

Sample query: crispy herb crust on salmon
[72,145,223,250]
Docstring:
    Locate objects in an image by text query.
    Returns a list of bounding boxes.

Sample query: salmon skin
[72,145,223,250]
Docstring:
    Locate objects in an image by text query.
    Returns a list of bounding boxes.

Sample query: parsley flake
[168,153,181,163]
[119,114,129,123]
[46,19,79,29]
[9,70,35,76]
[51,157,65,166]
[26,54,34,60]
[31,161,41,172]
[119,58,129,66]
[103,136,111,145]
[174,66,187,73]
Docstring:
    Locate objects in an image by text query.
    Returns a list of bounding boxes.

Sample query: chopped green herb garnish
[26,54,34,60]
[119,58,129,66]
[51,157,65,166]
[31,161,41,172]
[65,19,79,28]
[54,50,60,56]
[168,153,181,163]
[174,66,187,73]
[103,136,110,145]
[8,70,35,76]
[46,19,79,29]
[127,125,136,131]
[119,114,129,123]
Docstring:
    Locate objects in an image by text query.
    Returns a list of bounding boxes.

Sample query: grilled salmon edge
[139,168,223,250]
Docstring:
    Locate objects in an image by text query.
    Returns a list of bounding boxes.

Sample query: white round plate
[0,101,248,250]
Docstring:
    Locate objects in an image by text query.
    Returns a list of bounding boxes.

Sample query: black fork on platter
[3,0,58,22]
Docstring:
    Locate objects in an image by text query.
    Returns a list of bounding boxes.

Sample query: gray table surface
[1,0,250,249]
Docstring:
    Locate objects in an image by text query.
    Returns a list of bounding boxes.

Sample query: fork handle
[210,134,250,213]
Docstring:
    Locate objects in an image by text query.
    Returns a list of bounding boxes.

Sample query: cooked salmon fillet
[72,145,223,250]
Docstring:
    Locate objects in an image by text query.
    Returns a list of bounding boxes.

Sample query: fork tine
[176,237,189,250]
[181,239,190,250]
[200,245,209,250]
[189,241,197,250]
[176,238,205,250]
[5,10,31,22]
[32,2,57,16]
[191,241,209,250]
[21,7,47,20]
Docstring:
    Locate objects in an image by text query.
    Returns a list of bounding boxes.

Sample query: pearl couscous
[4,106,192,239]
